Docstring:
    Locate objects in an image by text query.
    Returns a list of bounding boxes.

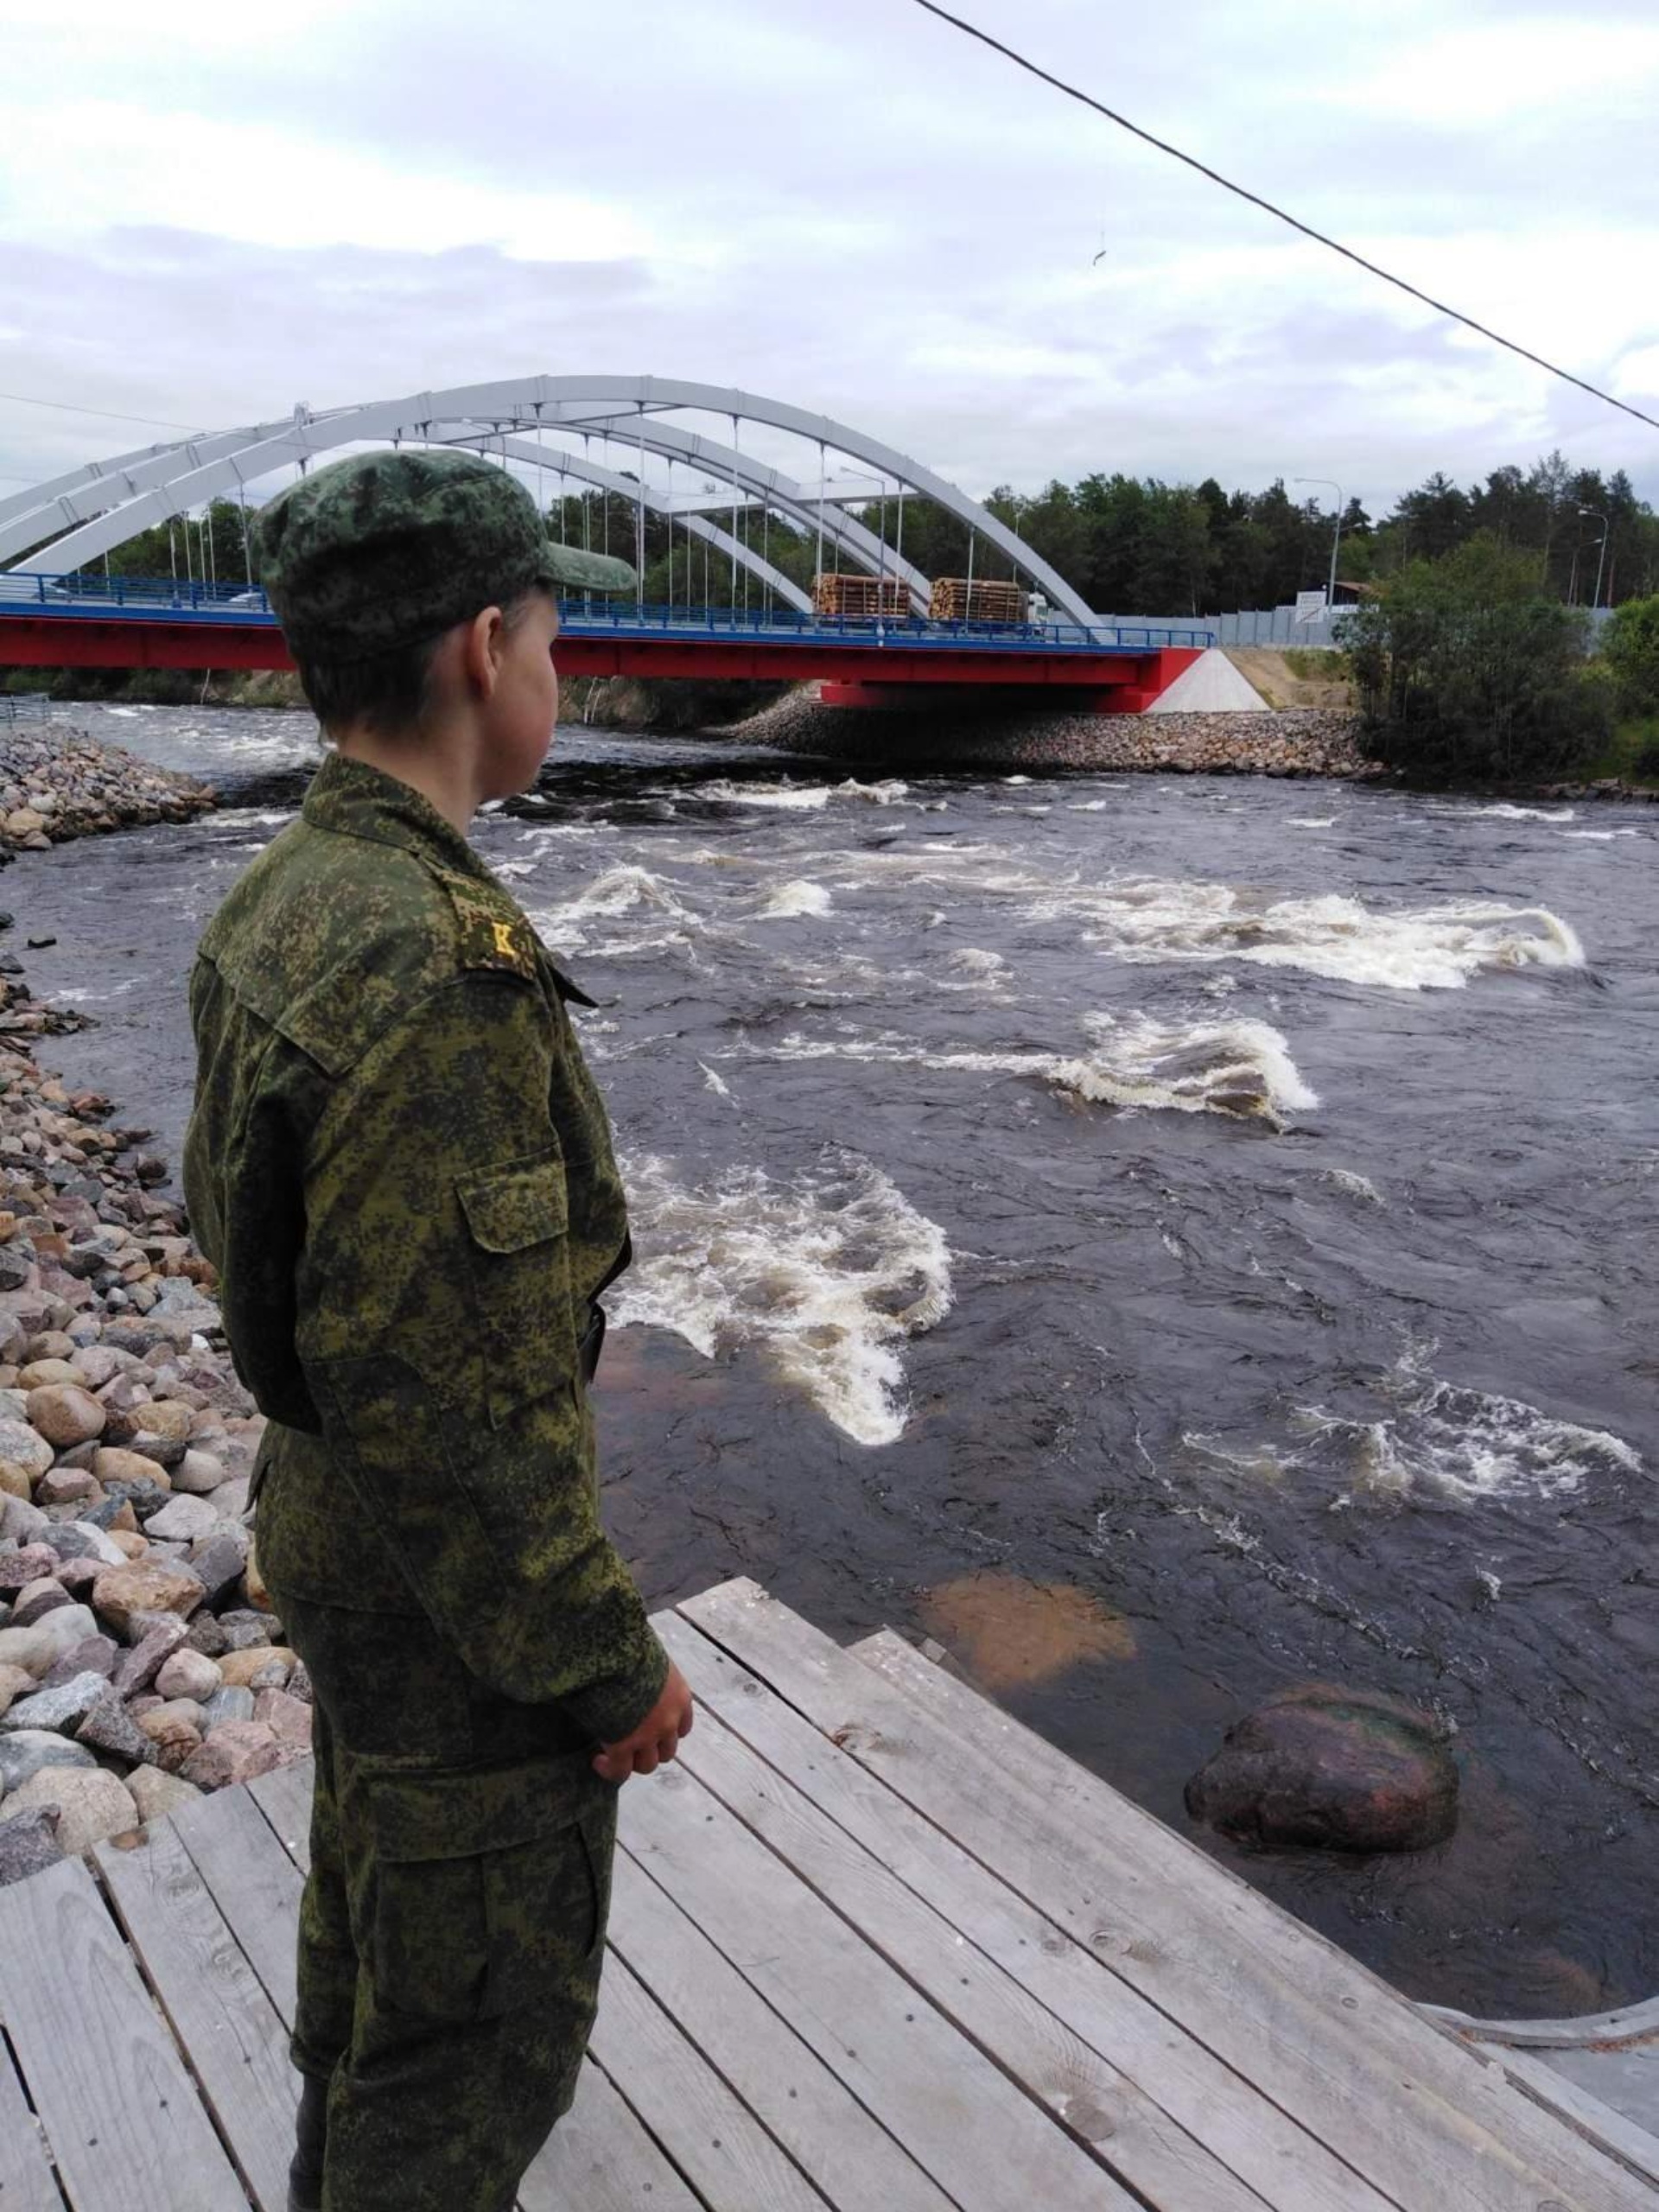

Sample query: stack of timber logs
[929,576,1028,623]
[812,573,911,619]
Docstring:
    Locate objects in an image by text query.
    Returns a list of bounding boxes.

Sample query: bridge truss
[0,377,1094,626]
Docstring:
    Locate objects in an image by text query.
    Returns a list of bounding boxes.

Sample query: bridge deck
[1,1576,1651,2212]
[0,576,1211,696]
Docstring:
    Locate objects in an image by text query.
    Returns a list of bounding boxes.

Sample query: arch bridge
[0,378,1211,710]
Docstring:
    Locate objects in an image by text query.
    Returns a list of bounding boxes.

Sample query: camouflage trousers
[275,1587,619,2212]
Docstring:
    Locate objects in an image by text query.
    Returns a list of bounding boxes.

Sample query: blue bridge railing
[0,574,1216,654]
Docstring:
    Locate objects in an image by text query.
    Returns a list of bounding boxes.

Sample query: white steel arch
[430,423,933,614]
[0,377,1093,624]
[472,435,812,613]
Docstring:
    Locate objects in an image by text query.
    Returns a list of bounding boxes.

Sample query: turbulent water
[24,702,1659,2016]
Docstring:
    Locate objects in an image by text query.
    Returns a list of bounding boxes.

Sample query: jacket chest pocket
[456,1147,577,1425]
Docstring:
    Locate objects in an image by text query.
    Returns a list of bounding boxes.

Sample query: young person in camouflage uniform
[182,448,696,2212]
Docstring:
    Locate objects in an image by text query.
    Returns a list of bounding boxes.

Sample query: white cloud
[0,0,1655,514]
[1330,21,1659,127]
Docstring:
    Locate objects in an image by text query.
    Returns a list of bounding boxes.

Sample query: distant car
[227,588,267,609]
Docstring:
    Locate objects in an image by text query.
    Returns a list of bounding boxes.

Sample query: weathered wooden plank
[591,1948,832,2211]
[203,1760,703,2212]
[247,1759,315,1875]
[681,1578,1650,2212]
[170,1780,306,2027]
[0,2033,64,2212]
[607,1846,955,2212]
[0,1854,247,2212]
[852,1623,1653,2212]
[659,1611,1360,2212]
[620,1753,1136,2209]
[1496,2046,1659,2193]
[95,1820,297,2212]
[519,2055,709,2212]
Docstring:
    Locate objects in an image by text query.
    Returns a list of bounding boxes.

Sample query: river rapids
[23,702,1658,2018]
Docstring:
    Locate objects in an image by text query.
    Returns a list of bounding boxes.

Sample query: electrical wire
[0,391,205,432]
[905,0,1659,434]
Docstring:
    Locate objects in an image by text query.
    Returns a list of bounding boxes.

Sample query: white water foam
[1563,829,1639,842]
[696,778,830,810]
[611,1154,952,1445]
[1319,1167,1384,1206]
[1288,817,1337,830]
[1462,802,1577,823]
[1035,879,1586,991]
[759,880,834,920]
[834,778,910,804]
[754,1010,1319,1127]
[943,948,1007,987]
[695,777,909,811]
[528,864,699,952]
[1294,1346,1641,1503]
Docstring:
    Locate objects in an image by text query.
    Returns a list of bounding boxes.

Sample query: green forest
[91,447,1658,623]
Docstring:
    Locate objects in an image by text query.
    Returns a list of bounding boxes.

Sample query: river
[19,701,1658,2018]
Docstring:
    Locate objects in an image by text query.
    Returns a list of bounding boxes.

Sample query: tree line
[1343,542,1659,783]
[69,446,1659,625]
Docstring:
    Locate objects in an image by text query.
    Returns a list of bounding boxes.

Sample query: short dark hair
[295,632,442,737]
[295,587,551,738]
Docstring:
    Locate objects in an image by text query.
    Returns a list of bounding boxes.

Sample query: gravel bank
[718,688,1370,777]
[0,721,215,855]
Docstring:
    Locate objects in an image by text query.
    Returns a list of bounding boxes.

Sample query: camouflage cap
[253,446,638,661]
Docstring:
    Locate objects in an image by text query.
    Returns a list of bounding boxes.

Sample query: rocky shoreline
[0,721,215,854]
[719,689,1372,778]
[0,725,308,1890]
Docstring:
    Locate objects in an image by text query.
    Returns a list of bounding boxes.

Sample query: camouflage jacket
[182,750,668,1746]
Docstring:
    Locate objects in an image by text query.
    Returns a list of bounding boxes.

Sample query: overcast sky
[3,0,1656,522]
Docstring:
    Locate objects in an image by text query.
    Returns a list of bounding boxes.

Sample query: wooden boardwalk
[2,1575,1656,2211]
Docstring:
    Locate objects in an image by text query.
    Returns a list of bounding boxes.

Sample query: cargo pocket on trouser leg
[355,1758,613,2031]
[478,1791,617,2018]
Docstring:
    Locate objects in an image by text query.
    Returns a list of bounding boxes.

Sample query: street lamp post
[1294,477,1344,612]
[1578,506,1610,609]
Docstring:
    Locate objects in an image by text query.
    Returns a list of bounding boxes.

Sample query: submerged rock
[1185,1684,1458,1853]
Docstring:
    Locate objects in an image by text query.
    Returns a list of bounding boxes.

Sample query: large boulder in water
[1185,1684,1458,1853]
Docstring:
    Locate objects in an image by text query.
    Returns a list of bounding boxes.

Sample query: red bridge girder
[0,617,1200,712]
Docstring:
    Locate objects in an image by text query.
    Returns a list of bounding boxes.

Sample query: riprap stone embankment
[0,724,303,1887]
[721,689,1370,778]
[0,721,215,854]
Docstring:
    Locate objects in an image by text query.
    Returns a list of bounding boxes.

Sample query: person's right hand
[592,1662,695,1783]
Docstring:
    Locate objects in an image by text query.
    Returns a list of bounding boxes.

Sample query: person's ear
[461,605,506,699]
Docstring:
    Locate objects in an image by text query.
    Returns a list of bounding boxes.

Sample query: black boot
[288,2071,328,2212]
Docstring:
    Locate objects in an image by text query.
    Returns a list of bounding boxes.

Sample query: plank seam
[590,1959,836,2212]
[664,1685,1201,2212]
[613,1830,974,2212]
[666,1600,1376,2206]
[847,1620,1648,2204]
[577,2051,722,2212]
[677,1586,1645,2212]
[88,1837,264,2212]
[1,2019,71,2210]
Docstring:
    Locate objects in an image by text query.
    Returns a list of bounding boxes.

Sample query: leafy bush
[1600,594,1659,715]
[1338,537,1610,779]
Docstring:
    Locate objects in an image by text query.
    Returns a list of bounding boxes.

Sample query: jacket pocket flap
[457,1152,568,1253]
[362,1753,595,1860]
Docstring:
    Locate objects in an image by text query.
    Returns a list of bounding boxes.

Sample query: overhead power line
[0,390,204,432]
[906,0,1659,435]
